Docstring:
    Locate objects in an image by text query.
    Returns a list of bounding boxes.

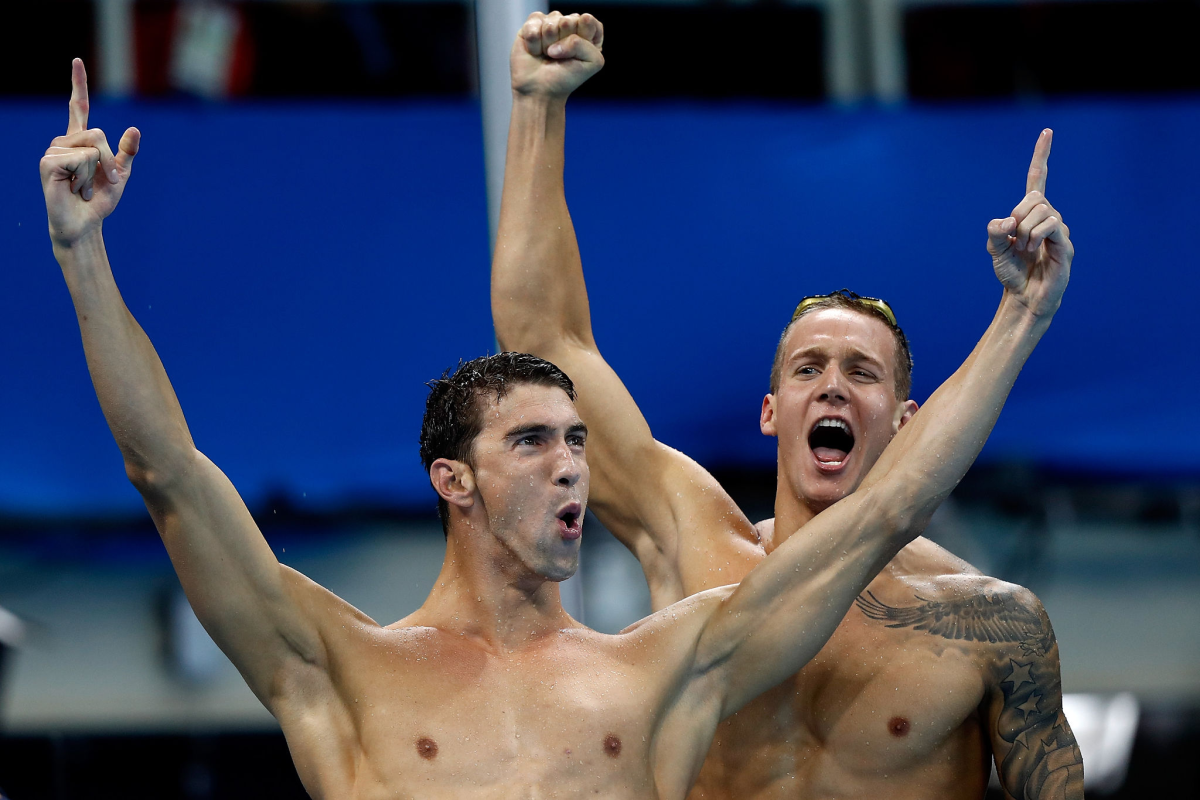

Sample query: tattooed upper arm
[854,580,1083,799]
[982,587,1084,800]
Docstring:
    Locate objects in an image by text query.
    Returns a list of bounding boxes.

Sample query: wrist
[996,291,1054,339]
[508,93,567,147]
[511,90,568,111]
[52,227,106,266]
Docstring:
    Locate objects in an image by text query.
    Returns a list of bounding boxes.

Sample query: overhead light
[1062,692,1140,793]
[163,590,224,686]
[0,606,23,648]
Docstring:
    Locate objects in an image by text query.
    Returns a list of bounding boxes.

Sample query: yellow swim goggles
[791,289,898,328]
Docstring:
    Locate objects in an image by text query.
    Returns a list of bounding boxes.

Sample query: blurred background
[1,0,1198,797]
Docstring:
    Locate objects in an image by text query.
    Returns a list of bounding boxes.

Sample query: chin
[539,551,580,583]
[803,474,859,509]
[545,563,578,583]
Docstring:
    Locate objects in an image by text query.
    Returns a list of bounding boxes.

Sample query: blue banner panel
[2,100,492,516]
[564,99,1200,477]
[1,97,1197,517]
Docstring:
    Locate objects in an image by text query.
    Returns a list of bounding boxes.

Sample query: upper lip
[556,501,582,523]
[809,415,854,437]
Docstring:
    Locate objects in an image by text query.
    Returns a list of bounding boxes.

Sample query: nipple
[416,736,439,759]
[603,733,622,758]
[888,717,910,737]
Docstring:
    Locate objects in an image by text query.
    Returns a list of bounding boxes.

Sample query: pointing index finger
[68,58,89,135]
[1025,128,1052,196]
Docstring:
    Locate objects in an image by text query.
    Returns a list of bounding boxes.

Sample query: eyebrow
[788,346,887,371]
[505,423,553,439]
[843,348,887,370]
[504,422,589,439]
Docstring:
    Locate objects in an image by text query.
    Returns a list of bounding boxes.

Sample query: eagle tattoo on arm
[854,591,1055,657]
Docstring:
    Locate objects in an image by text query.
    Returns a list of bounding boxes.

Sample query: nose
[552,441,582,488]
[817,368,849,404]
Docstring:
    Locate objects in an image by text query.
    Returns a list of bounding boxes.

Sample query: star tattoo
[1016,692,1042,720]
[1003,659,1034,692]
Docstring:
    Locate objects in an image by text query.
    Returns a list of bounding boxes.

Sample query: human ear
[760,394,778,437]
[893,399,919,433]
[430,458,476,509]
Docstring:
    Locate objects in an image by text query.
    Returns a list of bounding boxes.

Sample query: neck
[418,521,576,649]
[769,474,820,551]
[770,454,861,551]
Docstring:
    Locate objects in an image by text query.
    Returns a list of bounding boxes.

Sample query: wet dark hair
[420,352,577,533]
[769,291,914,401]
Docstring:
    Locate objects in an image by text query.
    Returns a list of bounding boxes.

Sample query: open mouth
[557,503,583,539]
[808,417,855,466]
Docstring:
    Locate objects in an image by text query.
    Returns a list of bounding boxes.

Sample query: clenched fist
[987,130,1073,319]
[40,59,140,248]
[511,11,604,99]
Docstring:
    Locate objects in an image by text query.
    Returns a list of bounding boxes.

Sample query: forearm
[699,486,902,715]
[56,231,195,486]
[860,293,1051,526]
[492,93,594,353]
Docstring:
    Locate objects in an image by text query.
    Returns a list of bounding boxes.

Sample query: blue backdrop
[2,96,1197,517]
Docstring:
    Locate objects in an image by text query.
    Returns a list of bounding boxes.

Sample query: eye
[517,435,540,446]
[566,434,587,448]
[849,367,879,381]
[796,365,819,377]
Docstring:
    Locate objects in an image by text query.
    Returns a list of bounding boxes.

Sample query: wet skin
[762,309,918,520]
[691,537,996,800]
[45,59,944,797]
[267,388,737,799]
[488,15,1082,795]
[679,312,1010,800]
[272,562,728,799]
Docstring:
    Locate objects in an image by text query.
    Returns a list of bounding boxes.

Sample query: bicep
[987,606,1084,799]
[541,343,761,602]
[145,450,325,702]
[629,592,734,798]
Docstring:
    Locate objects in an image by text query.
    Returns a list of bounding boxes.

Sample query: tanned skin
[46,55,1059,799]
[491,13,1084,800]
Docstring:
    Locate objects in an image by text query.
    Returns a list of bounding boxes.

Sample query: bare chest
[789,610,989,765]
[289,633,659,800]
[698,591,991,799]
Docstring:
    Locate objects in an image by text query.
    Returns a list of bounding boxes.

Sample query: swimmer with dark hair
[491,12,1083,800]
[43,54,1071,798]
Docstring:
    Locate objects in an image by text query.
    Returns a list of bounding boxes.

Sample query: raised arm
[859,130,1069,490]
[690,130,1075,719]
[492,13,761,607]
[40,61,328,708]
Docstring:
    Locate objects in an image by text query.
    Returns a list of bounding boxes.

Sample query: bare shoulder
[896,535,986,579]
[280,565,381,635]
[616,583,737,662]
[620,584,737,635]
[858,545,1053,661]
[654,443,764,573]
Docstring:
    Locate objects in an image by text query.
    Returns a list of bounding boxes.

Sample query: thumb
[114,127,141,174]
[546,34,603,64]
[986,216,1015,256]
